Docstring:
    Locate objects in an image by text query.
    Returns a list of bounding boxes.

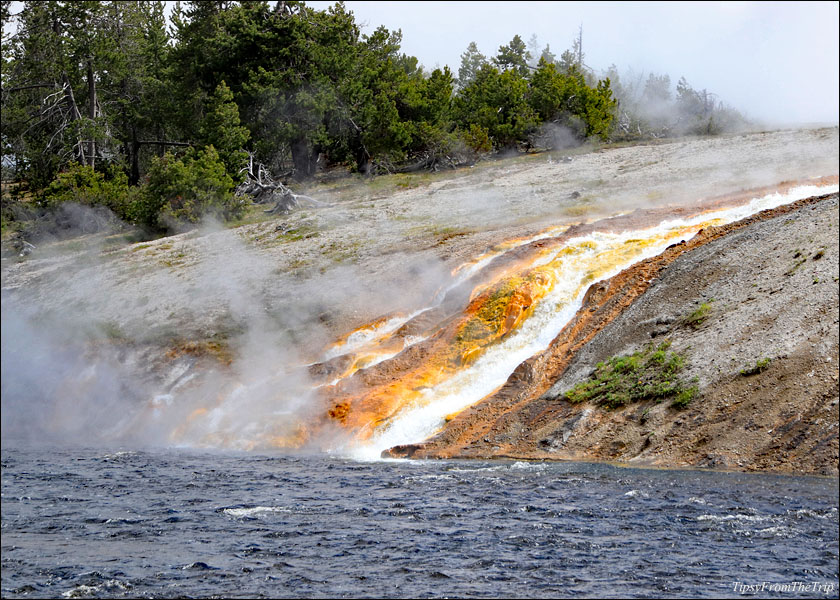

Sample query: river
[2,447,837,598]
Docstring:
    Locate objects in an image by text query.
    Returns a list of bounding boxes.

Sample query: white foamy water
[222,506,291,518]
[322,312,424,361]
[347,183,837,458]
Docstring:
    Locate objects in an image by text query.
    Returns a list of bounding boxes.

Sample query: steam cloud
[1,210,454,451]
[2,128,837,451]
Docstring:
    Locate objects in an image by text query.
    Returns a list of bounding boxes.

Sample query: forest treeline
[0,0,749,235]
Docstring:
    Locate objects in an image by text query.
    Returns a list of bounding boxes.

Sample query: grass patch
[279,227,319,242]
[269,222,320,244]
[160,248,189,268]
[562,340,698,409]
[320,238,363,263]
[682,301,713,329]
[98,320,128,341]
[740,357,771,376]
[394,173,434,190]
[563,203,597,218]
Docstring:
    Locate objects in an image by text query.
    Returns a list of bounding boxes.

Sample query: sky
[4,1,838,126]
[306,1,840,126]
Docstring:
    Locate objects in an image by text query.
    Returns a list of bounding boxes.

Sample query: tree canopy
[0,2,744,235]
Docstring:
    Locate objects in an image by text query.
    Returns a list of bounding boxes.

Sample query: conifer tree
[494,34,531,78]
[457,42,487,89]
[200,81,250,177]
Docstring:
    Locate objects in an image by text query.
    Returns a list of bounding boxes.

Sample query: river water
[2,447,837,598]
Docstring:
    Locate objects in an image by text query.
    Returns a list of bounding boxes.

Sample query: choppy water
[2,447,837,598]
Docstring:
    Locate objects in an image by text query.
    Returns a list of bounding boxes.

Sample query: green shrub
[670,386,698,409]
[42,163,132,220]
[563,341,698,409]
[462,123,493,154]
[683,301,713,329]
[132,145,244,231]
[740,357,771,376]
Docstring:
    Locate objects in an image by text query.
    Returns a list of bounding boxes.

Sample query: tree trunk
[61,72,85,165]
[86,57,96,168]
[355,146,370,175]
[130,126,140,186]
[290,137,317,180]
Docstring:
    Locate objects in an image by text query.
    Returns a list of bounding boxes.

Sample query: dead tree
[236,153,324,215]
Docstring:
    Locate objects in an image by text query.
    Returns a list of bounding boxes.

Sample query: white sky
[5,1,839,125]
[307,0,840,126]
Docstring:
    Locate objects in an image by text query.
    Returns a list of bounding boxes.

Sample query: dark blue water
[1,447,837,599]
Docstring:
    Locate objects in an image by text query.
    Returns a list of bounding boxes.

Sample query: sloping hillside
[386,194,839,475]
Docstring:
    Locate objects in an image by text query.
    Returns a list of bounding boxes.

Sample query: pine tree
[200,81,250,177]
[457,42,487,89]
[494,34,531,78]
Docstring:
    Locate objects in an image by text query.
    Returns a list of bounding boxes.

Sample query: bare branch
[235,152,325,214]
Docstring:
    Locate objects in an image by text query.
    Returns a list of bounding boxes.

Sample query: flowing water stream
[157,182,838,456]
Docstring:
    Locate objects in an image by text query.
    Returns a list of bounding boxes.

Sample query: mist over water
[0,297,147,445]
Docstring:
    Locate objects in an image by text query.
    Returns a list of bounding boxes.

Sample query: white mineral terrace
[161,183,837,454]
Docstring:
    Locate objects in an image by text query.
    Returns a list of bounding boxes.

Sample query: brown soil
[385,193,839,476]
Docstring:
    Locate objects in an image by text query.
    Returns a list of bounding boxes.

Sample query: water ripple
[1,448,837,599]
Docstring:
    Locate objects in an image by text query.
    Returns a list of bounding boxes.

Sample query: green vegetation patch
[682,300,713,329]
[740,357,771,376]
[563,340,698,409]
[277,225,319,243]
[97,320,128,342]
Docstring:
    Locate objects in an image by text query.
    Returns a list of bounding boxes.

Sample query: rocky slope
[386,193,840,475]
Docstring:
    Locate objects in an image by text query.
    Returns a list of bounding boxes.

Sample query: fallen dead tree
[236,153,325,215]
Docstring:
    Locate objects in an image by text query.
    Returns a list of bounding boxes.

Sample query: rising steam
[2,131,838,455]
